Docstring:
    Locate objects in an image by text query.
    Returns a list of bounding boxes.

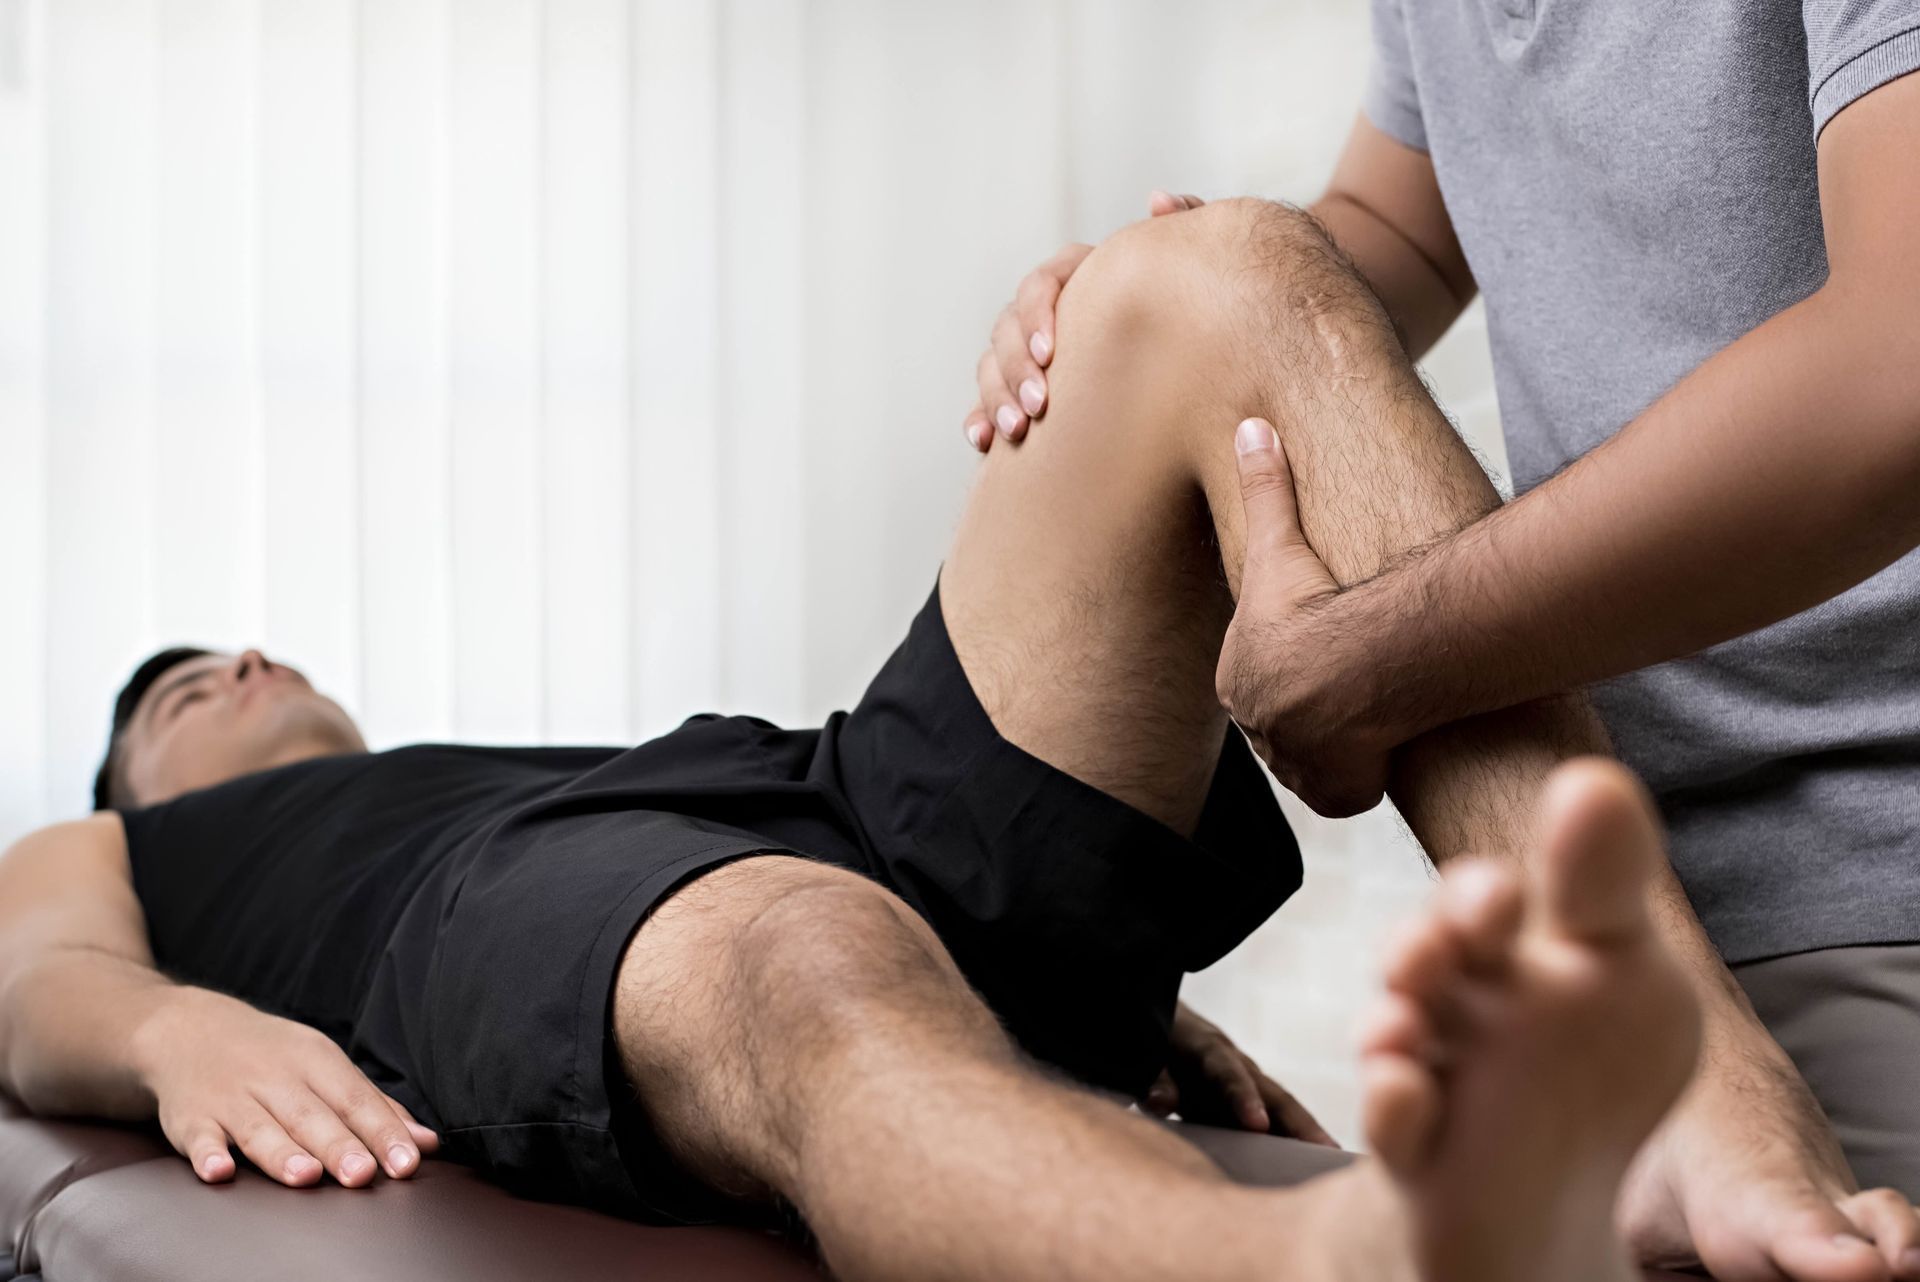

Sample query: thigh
[939,224,1246,835]
[610,855,990,1201]
[1737,944,1920,1196]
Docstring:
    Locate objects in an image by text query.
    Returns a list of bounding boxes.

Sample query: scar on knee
[1308,308,1371,384]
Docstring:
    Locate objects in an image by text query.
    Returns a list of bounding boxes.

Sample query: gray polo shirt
[1364,0,1920,963]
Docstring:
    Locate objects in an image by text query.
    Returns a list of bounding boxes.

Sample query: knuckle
[321,1135,362,1164]
[279,1096,327,1130]
[244,1131,293,1164]
[1238,467,1290,501]
[1017,273,1056,310]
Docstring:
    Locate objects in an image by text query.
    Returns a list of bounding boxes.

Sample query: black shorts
[422,579,1301,1223]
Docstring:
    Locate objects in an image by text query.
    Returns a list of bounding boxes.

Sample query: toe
[1765,1204,1894,1282]
[1361,1053,1441,1178]
[1437,859,1524,974]
[1358,992,1438,1062]
[1381,915,1465,1003]
[1841,1189,1920,1279]
[1537,759,1663,945]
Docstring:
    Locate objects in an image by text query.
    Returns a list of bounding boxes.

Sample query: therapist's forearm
[1343,282,1920,743]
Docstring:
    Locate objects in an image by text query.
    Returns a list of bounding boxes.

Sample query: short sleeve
[117,792,245,974]
[1363,0,1429,152]
[1804,0,1920,137]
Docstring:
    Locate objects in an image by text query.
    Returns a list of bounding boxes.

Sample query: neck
[259,733,368,773]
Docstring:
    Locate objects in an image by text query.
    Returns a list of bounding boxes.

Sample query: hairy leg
[612,855,1283,1282]
[610,779,1698,1282]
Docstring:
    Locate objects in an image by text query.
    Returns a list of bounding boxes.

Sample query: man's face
[118,650,367,807]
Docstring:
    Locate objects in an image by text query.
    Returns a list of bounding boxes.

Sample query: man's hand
[1142,1002,1334,1145]
[132,986,438,1188]
[964,191,1205,450]
[1215,417,1395,817]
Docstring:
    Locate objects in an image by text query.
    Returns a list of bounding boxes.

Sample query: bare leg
[614,855,1294,1282]
[608,767,1698,1282]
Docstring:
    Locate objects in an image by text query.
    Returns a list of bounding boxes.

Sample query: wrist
[126,984,218,1088]
[1314,580,1432,751]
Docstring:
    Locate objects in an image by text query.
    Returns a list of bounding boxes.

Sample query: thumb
[1235,418,1337,602]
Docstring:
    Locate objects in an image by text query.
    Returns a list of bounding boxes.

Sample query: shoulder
[0,814,147,972]
[1,814,131,890]
[4,813,126,863]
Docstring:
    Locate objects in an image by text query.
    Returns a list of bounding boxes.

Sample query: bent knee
[615,857,975,1063]
[1061,197,1388,372]
[731,872,957,1015]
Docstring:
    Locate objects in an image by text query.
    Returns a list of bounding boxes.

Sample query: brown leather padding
[24,1156,818,1281]
[1,1095,1697,1280]
[0,1094,172,1260]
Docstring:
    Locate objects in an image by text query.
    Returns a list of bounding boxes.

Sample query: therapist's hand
[965,190,1206,451]
[133,986,439,1188]
[1216,418,1396,818]
[1143,1001,1335,1144]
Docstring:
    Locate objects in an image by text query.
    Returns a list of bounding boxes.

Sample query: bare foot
[1327,759,1704,1282]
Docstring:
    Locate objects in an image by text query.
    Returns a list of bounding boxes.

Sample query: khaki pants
[1737,945,1920,1197]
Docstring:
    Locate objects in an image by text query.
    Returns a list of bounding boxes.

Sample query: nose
[232,649,273,684]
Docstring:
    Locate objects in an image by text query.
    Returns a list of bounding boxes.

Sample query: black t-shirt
[121,745,626,1047]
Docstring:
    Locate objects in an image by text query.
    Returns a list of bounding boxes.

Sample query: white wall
[0,0,1503,1144]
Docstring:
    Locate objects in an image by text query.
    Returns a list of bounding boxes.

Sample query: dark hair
[93,647,212,812]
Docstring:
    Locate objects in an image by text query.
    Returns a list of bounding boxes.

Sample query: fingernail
[389,1145,415,1175]
[284,1154,321,1182]
[1150,187,1171,207]
[1019,378,1045,415]
[200,1154,225,1179]
[1247,1106,1271,1131]
[1029,331,1051,363]
[1235,417,1274,455]
[341,1152,374,1182]
[966,421,988,451]
[995,404,1022,435]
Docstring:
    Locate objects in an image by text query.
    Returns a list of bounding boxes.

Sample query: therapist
[965,3,1920,1281]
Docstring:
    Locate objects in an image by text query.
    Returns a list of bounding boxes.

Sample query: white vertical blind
[629,0,723,740]
[259,0,361,712]
[42,0,159,813]
[716,0,807,730]
[357,0,453,749]
[153,0,259,651]
[0,0,47,827]
[446,0,542,742]
[540,0,631,745]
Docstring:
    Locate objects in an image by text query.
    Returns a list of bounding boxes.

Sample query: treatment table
[0,1092,1697,1279]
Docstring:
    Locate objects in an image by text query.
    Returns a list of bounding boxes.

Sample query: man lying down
[0,203,1908,1282]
